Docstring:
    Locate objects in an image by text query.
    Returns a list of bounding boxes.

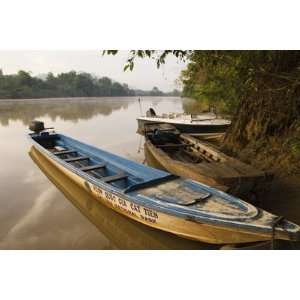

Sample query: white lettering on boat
[89,184,158,224]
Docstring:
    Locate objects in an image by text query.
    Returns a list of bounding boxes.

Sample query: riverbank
[226,129,300,249]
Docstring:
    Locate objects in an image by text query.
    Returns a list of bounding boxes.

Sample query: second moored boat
[142,123,270,199]
[137,108,231,135]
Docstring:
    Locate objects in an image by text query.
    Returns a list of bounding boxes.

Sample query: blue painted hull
[28,131,300,244]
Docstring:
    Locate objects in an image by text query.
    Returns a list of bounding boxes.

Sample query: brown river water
[0,97,220,249]
[0,97,299,250]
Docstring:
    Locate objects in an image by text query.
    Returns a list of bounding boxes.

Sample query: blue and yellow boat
[28,121,300,244]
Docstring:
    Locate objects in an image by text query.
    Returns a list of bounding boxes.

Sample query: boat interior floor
[170,148,205,163]
[148,132,213,164]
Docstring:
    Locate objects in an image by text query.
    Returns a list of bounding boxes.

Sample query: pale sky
[0,51,187,92]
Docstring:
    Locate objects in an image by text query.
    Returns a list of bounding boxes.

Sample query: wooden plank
[101,173,127,183]
[156,144,193,148]
[80,163,106,172]
[64,156,89,163]
[53,150,77,155]
[53,146,66,151]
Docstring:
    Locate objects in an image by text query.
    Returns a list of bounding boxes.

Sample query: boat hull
[30,147,214,249]
[143,130,269,199]
[137,118,229,135]
[31,145,285,244]
[144,141,228,192]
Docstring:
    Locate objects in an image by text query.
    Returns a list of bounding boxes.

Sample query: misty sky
[0,51,187,92]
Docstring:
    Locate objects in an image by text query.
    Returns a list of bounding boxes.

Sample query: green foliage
[0,71,136,99]
[180,50,300,114]
[106,50,300,115]
[0,70,177,99]
[103,50,189,71]
[104,50,300,171]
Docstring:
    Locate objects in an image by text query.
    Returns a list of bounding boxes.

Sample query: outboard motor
[29,120,45,133]
[146,108,156,117]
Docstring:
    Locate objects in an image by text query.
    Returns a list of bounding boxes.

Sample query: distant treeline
[0,70,181,99]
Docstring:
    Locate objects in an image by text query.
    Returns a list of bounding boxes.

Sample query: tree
[149,86,163,96]
[0,70,162,99]
[98,77,112,96]
[103,50,189,70]
[104,50,300,172]
[181,51,300,147]
[111,82,124,96]
[17,70,34,86]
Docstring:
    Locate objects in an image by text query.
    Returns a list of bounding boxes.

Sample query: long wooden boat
[28,122,300,244]
[29,146,213,249]
[144,123,269,199]
[137,108,231,135]
[29,146,279,250]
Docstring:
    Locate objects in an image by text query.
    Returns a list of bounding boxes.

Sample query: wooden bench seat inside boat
[53,150,77,155]
[156,143,193,148]
[100,173,128,183]
[80,163,106,172]
[64,156,89,163]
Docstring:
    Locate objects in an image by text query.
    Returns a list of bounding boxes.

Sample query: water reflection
[0,97,201,127]
[0,172,109,250]
[29,146,216,249]
[1,96,290,249]
[0,97,191,249]
[0,97,133,126]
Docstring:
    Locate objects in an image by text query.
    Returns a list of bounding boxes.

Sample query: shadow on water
[29,146,219,250]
